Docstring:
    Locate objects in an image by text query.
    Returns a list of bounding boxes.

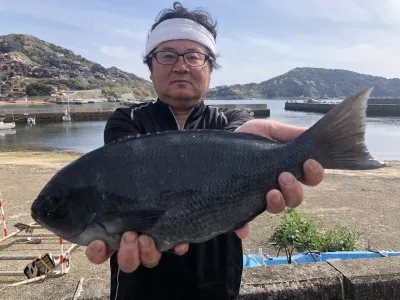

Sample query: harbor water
[0,100,399,161]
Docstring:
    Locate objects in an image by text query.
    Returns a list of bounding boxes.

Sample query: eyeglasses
[150,51,210,67]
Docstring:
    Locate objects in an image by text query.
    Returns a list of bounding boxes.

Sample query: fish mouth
[30,209,91,240]
[30,210,45,228]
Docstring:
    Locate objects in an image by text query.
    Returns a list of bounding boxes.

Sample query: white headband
[145,18,217,56]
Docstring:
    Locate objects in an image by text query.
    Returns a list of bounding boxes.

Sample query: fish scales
[94,131,287,250]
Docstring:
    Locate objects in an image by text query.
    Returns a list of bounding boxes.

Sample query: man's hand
[233,119,325,239]
[85,234,189,273]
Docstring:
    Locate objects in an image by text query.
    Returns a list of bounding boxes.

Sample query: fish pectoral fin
[101,209,165,234]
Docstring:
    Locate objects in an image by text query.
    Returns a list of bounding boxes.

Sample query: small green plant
[270,208,359,263]
[316,225,358,252]
[270,208,319,262]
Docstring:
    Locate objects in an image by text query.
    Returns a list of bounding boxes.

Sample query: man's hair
[143,1,220,71]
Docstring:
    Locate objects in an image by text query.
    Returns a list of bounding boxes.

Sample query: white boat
[27,117,36,125]
[24,112,36,126]
[0,121,16,130]
[62,100,72,122]
[62,114,71,122]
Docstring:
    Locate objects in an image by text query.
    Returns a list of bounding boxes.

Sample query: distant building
[12,86,26,94]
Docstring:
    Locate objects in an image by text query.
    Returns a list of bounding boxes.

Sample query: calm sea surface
[1,100,399,161]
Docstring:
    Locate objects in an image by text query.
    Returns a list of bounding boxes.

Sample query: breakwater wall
[253,109,270,118]
[2,104,270,123]
[2,110,115,124]
[369,97,400,104]
[285,102,400,117]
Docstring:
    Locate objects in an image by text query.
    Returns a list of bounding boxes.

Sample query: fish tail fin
[294,87,386,170]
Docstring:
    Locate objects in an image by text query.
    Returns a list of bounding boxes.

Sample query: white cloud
[260,0,373,23]
[357,0,400,24]
[2,0,152,39]
[385,0,400,21]
[209,0,400,86]
[209,23,400,86]
[260,0,400,25]
[249,31,400,70]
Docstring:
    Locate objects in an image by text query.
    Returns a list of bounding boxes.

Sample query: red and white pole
[0,191,8,236]
[59,237,64,273]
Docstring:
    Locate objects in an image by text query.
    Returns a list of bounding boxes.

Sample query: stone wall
[2,108,270,123]
[2,110,114,124]
[239,256,400,300]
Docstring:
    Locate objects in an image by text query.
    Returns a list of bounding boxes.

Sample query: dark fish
[30,88,385,251]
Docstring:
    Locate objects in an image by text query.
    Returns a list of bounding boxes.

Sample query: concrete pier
[1,110,114,124]
[1,104,271,124]
[369,97,400,104]
[284,102,400,117]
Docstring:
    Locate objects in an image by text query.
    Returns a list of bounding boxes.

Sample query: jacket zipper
[168,107,195,130]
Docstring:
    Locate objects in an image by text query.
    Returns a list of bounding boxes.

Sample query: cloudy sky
[0,0,399,87]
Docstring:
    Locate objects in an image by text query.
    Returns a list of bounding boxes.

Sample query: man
[85,2,324,299]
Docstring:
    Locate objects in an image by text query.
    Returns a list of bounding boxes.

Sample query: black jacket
[104,99,254,300]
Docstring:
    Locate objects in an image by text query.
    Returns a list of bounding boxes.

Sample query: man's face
[149,39,211,108]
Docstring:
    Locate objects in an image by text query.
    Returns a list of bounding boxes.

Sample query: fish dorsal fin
[110,129,283,144]
[101,209,165,234]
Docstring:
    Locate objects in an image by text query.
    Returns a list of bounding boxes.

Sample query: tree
[91,63,106,74]
[25,83,53,96]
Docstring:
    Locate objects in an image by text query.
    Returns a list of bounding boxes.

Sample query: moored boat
[0,121,16,130]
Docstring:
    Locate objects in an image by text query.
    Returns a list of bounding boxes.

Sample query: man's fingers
[302,159,324,186]
[173,243,189,255]
[278,172,303,208]
[85,240,112,264]
[265,189,286,214]
[235,223,250,239]
[118,232,140,273]
[138,235,162,268]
